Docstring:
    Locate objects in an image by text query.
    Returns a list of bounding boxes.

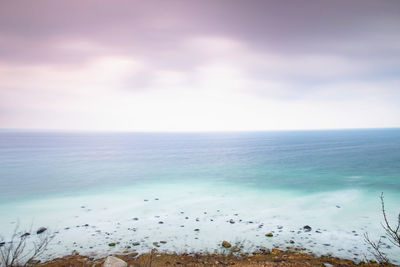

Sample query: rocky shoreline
[37,247,391,267]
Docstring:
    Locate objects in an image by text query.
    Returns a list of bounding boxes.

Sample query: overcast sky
[1,0,400,131]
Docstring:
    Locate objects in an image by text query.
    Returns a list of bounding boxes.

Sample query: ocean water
[0,129,399,262]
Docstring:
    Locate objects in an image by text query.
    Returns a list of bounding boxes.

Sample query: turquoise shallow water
[0,129,399,262]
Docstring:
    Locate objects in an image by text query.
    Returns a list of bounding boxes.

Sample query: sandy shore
[36,248,392,267]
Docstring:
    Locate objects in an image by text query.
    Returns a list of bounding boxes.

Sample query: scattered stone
[158,221,164,224]
[194,229,200,232]
[336,205,341,208]
[103,256,128,267]
[230,246,240,252]
[155,198,159,200]
[84,224,89,227]
[160,240,167,244]
[132,242,140,246]
[290,240,295,244]
[266,233,273,237]
[144,199,149,202]
[277,225,283,229]
[81,206,85,208]
[180,225,184,227]
[259,248,271,254]
[196,218,200,222]
[108,243,116,247]
[133,218,139,221]
[221,241,231,248]
[185,217,189,219]
[153,242,160,247]
[303,225,312,232]
[36,227,47,234]
[0,242,5,247]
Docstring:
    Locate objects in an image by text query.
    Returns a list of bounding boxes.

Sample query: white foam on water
[0,180,399,263]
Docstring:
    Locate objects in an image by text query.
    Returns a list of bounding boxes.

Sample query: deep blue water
[1,129,399,203]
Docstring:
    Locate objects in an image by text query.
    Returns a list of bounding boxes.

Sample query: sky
[1,0,400,131]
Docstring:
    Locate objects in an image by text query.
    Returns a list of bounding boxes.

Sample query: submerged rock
[0,241,5,247]
[222,241,231,248]
[266,233,273,237]
[132,242,140,246]
[36,227,47,234]
[229,219,235,224]
[303,225,312,232]
[103,256,127,267]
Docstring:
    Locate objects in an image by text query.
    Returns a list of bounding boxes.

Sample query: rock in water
[221,241,231,248]
[303,225,312,232]
[36,227,47,234]
[103,256,127,267]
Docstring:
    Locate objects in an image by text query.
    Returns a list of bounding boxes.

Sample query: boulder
[221,241,231,248]
[303,225,312,232]
[36,227,47,234]
[103,256,127,267]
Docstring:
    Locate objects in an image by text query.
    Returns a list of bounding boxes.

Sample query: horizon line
[0,126,399,134]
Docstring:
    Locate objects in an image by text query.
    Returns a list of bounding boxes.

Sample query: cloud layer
[1,0,400,131]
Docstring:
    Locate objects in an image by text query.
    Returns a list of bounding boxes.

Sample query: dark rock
[21,232,30,238]
[336,205,341,208]
[108,242,116,247]
[144,199,148,202]
[133,218,139,221]
[160,240,167,244]
[289,240,295,244]
[303,225,312,232]
[0,242,5,247]
[158,221,164,224]
[153,242,160,247]
[266,233,273,237]
[155,198,159,200]
[132,242,140,246]
[194,229,200,232]
[229,219,235,224]
[36,227,47,234]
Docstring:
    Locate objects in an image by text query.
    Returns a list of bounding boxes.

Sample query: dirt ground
[37,248,392,267]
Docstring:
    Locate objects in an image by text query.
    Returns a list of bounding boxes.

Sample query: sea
[0,129,399,262]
